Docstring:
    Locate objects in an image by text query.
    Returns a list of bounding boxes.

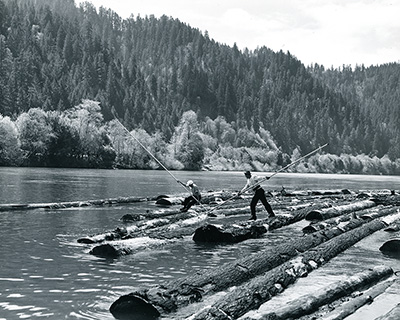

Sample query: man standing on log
[239,171,275,220]
[179,180,201,212]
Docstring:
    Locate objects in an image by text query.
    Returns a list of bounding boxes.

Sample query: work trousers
[250,188,274,218]
[182,195,201,210]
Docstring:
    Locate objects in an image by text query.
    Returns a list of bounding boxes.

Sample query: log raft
[109,209,400,318]
[193,202,334,243]
[322,277,397,320]
[190,212,400,320]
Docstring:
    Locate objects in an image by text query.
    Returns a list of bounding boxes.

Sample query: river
[0,168,399,320]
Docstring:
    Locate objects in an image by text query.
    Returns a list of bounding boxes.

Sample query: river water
[0,168,399,320]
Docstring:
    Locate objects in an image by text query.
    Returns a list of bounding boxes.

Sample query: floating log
[78,211,199,244]
[194,201,341,243]
[192,223,268,243]
[384,221,400,232]
[247,265,394,320]
[379,238,400,258]
[109,209,400,318]
[154,191,236,206]
[91,213,211,257]
[0,196,151,212]
[375,303,400,320]
[322,278,397,320]
[90,237,169,258]
[190,212,400,320]
[109,294,160,320]
[305,200,376,221]
[303,206,394,234]
[310,189,352,196]
[371,194,400,206]
[155,196,183,206]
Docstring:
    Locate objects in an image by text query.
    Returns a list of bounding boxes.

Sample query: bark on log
[248,266,394,320]
[190,213,400,320]
[78,211,197,244]
[91,213,211,257]
[155,196,184,206]
[303,206,394,234]
[310,189,352,196]
[90,237,169,258]
[305,200,376,221]
[194,200,342,243]
[109,209,400,318]
[371,194,400,206]
[193,209,309,243]
[0,196,149,212]
[192,223,268,243]
[375,303,400,320]
[322,277,397,320]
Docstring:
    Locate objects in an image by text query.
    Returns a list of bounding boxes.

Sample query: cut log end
[305,210,323,221]
[77,238,96,244]
[379,239,400,258]
[90,243,119,258]
[110,294,160,320]
[193,224,234,243]
[302,225,319,234]
[155,198,173,206]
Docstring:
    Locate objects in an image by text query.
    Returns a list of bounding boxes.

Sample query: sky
[81,0,400,68]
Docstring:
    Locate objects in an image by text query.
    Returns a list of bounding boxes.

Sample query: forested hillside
[0,0,399,174]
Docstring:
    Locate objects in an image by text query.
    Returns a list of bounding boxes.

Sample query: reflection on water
[0,168,399,319]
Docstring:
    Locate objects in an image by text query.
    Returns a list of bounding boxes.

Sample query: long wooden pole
[206,143,329,214]
[112,117,203,207]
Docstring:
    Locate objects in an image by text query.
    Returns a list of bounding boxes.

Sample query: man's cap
[186,180,194,186]
[244,171,251,176]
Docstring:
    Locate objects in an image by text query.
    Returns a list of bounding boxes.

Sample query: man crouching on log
[178,180,202,212]
[239,170,275,220]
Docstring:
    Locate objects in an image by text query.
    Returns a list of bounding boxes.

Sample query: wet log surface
[245,265,394,320]
[321,277,397,320]
[305,200,376,220]
[70,188,400,320]
[375,303,400,320]
[109,209,400,318]
[190,213,400,320]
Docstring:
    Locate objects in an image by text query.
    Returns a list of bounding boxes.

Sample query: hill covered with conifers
[0,0,399,174]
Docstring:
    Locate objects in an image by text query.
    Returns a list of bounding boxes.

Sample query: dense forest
[0,0,399,174]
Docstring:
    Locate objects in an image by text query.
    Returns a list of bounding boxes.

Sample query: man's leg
[250,194,258,219]
[258,189,275,217]
[181,196,190,211]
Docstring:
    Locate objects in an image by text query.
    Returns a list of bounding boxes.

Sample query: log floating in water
[192,223,268,243]
[77,210,198,244]
[90,237,169,258]
[90,213,211,258]
[303,206,394,234]
[109,209,400,318]
[245,265,394,320]
[190,212,400,320]
[194,201,339,243]
[194,207,312,243]
[321,277,397,320]
[305,200,376,220]
[0,196,150,212]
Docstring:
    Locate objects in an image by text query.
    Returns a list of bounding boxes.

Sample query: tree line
[0,0,399,174]
[1,100,399,175]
